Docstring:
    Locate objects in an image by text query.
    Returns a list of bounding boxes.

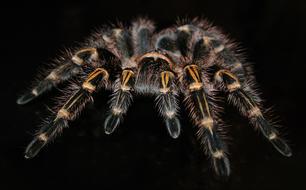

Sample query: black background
[2,0,306,189]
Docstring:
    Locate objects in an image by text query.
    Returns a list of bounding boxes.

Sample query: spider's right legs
[214,69,292,157]
[25,67,109,158]
[183,64,230,177]
[17,48,99,105]
[187,24,292,157]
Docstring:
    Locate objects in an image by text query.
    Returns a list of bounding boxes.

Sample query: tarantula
[17,17,292,177]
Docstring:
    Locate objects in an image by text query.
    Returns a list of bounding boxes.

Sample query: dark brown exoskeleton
[17,18,291,177]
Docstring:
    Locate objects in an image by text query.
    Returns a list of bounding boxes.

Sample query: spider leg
[182,22,292,157]
[104,69,135,134]
[135,45,181,138]
[183,64,230,177]
[103,26,136,134]
[104,18,156,134]
[156,71,181,138]
[17,48,99,105]
[25,67,109,159]
[214,69,292,157]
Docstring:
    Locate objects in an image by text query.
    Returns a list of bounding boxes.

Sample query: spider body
[17,17,291,177]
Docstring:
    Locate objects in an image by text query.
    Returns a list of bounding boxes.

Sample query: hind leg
[17,48,99,104]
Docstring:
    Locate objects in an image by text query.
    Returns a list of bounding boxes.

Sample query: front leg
[155,71,181,138]
[183,64,230,177]
[104,69,135,134]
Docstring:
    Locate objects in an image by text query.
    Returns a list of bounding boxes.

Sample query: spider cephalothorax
[17,17,291,177]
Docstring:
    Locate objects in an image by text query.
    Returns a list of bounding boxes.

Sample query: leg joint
[72,48,99,65]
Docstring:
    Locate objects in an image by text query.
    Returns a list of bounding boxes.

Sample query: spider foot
[104,114,121,134]
[25,118,68,159]
[270,137,292,157]
[17,92,37,105]
[165,117,181,139]
[255,116,292,157]
[212,155,231,177]
[25,137,47,159]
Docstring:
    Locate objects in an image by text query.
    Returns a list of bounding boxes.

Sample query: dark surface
[1,0,306,189]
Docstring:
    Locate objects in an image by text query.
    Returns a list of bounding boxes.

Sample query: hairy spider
[17,17,292,177]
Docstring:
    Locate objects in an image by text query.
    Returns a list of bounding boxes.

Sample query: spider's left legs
[214,69,292,156]
[104,19,155,134]
[25,68,109,158]
[183,64,230,176]
[17,48,98,105]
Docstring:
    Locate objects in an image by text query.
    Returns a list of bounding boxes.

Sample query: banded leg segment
[194,31,291,156]
[104,69,135,134]
[17,48,99,105]
[25,68,109,159]
[184,64,230,177]
[215,70,292,157]
[156,71,181,138]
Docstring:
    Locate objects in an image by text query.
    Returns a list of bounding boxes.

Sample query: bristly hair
[18,17,292,174]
